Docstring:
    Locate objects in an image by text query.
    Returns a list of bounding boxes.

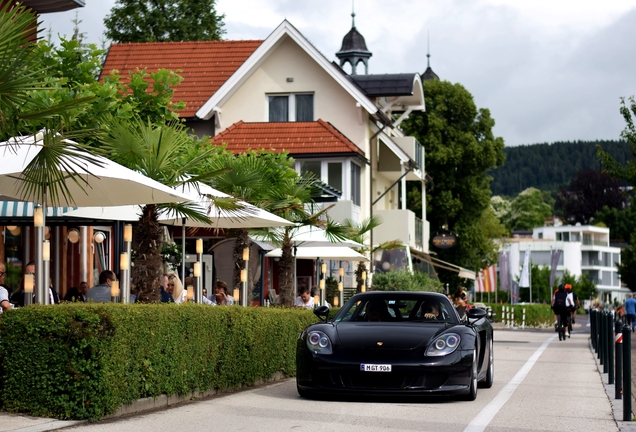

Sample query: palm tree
[0,3,105,203]
[341,215,403,293]
[208,151,300,301]
[99,117,240,301]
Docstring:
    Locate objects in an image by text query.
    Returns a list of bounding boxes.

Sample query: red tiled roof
[101,40,263,118]
[211,120,365,156]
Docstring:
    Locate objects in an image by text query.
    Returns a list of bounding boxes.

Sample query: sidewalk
[0,412,79,432]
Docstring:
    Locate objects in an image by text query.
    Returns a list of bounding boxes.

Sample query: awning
[422,255,476,280]
[0,200,76,218]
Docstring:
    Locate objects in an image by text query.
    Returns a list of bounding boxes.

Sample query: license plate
[361,364,392,372]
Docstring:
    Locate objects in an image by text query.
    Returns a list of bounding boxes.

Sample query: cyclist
[565,284,579,325]
[552,283,574,340]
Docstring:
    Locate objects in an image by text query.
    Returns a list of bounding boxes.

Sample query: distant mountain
[490,140,633,197]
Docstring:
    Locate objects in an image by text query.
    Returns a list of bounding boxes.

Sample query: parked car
[296,291,494,400]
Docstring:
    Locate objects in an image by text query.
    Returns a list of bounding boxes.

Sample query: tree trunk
[279,235,294,307]
[356,261,368,293]
[232,228,250,299]
[132,204,162,302]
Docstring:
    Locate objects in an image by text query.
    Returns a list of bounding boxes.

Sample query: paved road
[58,328,615,432]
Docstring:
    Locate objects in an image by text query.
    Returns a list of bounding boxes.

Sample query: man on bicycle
[552,283,574,339]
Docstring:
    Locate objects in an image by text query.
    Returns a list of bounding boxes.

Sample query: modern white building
[500,224,626,303]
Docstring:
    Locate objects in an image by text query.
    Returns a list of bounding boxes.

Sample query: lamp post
[196,238,203,304]
[241,246,249,307]
[24,273,33,306]
[320,261,326,306]
[193,262,201,303]
[361,271,367,292]
[110,279,120,303]
[122,224,132,304]
[33,206,45,304]
[42,240,50,305]
[338,266,344,308]
[120,252,129,303]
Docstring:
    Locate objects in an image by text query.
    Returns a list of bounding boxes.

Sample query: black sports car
[296,291,494,400]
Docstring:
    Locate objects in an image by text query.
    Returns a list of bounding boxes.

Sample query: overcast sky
[40,0,636,147]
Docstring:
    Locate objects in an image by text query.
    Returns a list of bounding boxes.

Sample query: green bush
[372,270,444,293]
[485,303,556,328]
[0,303,316,420]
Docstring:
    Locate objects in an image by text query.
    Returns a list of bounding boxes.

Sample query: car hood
[335,322,447,350]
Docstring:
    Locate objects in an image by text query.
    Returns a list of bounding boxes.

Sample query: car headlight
[425,333,461,356]
[306,330,333,355]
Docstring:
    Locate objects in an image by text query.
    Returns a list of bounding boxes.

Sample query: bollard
[601,312,606,367]
[608,313,614,385]
[616,320,623,399]
[522,308,526,329]
[591,309,597,351]
[512,308,515,328]
[623,325,631,421]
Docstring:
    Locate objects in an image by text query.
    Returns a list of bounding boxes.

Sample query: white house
[501,224,626,303]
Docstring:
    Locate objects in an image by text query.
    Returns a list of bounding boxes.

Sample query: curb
[590,338,636,432]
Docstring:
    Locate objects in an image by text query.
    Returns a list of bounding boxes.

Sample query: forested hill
[490,140,633,196]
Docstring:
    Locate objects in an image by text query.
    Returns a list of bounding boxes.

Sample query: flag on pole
[519,246,531,288]
[549,249,563,288]
[483,265,497,293]
[476,271,485,292]
[498,250,510,292]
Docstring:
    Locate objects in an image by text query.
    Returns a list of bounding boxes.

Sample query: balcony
[582,239,608,247]
[374,209,428,253]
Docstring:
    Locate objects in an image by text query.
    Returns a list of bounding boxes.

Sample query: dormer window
[268,93,314,122]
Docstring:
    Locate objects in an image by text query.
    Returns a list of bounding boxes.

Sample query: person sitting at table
[295,286,314,309]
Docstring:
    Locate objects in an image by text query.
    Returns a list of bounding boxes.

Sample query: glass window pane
[296,94,314,122]
[269,96,288,122]
[327,162,342,192]
[351,163,361,206]
[300,160,321,179]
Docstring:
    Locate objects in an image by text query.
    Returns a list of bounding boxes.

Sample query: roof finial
[351,0,356,28]
[427,30,431,68]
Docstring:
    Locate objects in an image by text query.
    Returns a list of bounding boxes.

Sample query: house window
[268,93,314,122]
[300,160,321,179]
[351,162,361,206]
[328,162,342,192]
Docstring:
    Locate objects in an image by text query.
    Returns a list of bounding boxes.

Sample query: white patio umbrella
[0,135,192,303]
[0,135,191,206]
[63,182,294,289]
[265,246,368,261]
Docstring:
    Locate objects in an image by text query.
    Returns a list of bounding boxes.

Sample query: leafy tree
[597,97,636,187]
[618,233,636,292]
[104,0,226,43]
[372,270,443,293]
[555,169,627,224]
[594,204,636,242]
[504,188,552,231]
[490,196,511,220]
[402,79,505,289]
[341,215,402,293]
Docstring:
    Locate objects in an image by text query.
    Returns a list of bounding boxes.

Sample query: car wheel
[480,337,494,388]
[461,348,478,401]
[296,383,314,399]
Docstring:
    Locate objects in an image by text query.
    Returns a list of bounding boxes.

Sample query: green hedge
[0,304,316,420]
[482,303,587,328]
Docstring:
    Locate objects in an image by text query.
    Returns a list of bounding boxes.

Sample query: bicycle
[556,310,571,341]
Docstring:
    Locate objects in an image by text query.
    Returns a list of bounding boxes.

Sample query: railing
[415,217,423,249]
[583,239,609,247]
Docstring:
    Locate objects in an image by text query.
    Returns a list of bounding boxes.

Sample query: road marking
[463,334,557,432]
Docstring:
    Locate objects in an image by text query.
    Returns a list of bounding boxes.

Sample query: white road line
[463,334,557,432]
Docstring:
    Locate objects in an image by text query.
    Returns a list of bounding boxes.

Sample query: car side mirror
[314,305,330,322]
[467,308,487,322]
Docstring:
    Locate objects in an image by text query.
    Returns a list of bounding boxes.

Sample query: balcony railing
[415,217,423,249]
[582,239,608,247]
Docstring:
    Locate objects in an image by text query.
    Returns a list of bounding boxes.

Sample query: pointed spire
[422,30,439,81]
[351,0,356,28]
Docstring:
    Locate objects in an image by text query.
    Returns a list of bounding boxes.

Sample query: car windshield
[333,293,458,324]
